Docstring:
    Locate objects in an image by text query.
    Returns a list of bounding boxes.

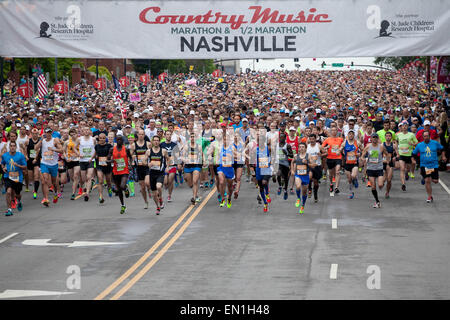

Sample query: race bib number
[259,157,269,168]
[98,157,107,166]
[331,145,339,154]
[82,147,92,159]
[222,154,232,167]
[150,159,161,170]
[29,149,36,159]
[43,151,54,162]
[137,154,146,166]
[189,153,197,163]
[9,171,19,182]
[278,150,286,161]
[400,146,410,154]
[115,158,126,171]
[296,164,307,175]
[425,167,434,175]
[347,152,356,162]
[369,150,379,163]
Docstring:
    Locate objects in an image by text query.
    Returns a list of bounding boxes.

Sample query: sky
[239,57,380,72]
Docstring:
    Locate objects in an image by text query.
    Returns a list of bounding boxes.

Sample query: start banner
[0,0,449,58]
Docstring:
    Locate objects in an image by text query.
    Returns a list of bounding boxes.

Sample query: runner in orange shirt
[322,126,344,196]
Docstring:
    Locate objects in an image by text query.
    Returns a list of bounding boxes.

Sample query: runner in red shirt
[108,135,131,214]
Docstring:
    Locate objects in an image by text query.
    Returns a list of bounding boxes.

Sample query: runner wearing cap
[277,133,294,200]
[254,128,273,213]
[148,135,170,215]
[306,134,326,203]
[396,120,418,191]
[16,125,29,191]
[129,129,151,209]
[24,128,42,199]
[1,141,27,216]
[291,142,313,214]
[161,130,179,203]
[412,131,447,203]
[341,129,360,199]
[382,131,397,199]
[34,127,64,207]
[217,127,236,208]
[91,133,113,204]
[64,128,81,200]
[322,126,344,196]
[108,135,131,214]
[361,133,389,208]
[76,126,96,201]
[182,130,203,205]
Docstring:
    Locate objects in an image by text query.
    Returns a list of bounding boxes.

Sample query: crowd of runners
[0,69,449,217]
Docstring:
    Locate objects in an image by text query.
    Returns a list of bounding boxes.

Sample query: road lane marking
[0,233,19,244]
[332,219,337,229]
[94,186,216,300]
[330,264,338,280]
[438,179,450,195]
[0,290,75,299]
[22,239,127,247]
[109,187,217,300]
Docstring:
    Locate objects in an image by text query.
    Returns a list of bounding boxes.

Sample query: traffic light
[294,58,299,62]
[351,61,354,66]
[321,61,326,68]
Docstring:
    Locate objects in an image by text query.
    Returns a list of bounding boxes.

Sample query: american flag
[37,73,48,99]
[112,74,126,119]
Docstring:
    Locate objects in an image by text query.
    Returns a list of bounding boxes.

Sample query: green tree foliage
[374,56,427,70]
[1,58,82,85]
[87,65,112,80]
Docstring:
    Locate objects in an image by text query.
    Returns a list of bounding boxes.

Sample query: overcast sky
[239,57,380,71]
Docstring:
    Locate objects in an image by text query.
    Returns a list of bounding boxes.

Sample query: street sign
[332,63,344,67]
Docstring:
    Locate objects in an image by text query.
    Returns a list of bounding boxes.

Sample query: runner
[396,120,418,191]
[160,130,179,203]
[108,135,131,214]
[217,127,236,208]
[182,131,203,205]
[34,127,64,207]
[129,129,151,209]
[361,133,389,208]
[255,128,273,213]
[412,131,447,203]
[383,131,397,199]
[277,133,294,200]
[64,128,81,200]
[232,131,245,200]
[322,126,344,196]
[341,129,360,199]
[1,141,27,216]
[76,126,96,201]
[148,135,170,215]
[291,142,312,214]
[24,128,42,199]
[91,133,113,204]
[306,133,326,203]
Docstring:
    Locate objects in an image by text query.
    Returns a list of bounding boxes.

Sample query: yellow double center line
[94,186,217,300]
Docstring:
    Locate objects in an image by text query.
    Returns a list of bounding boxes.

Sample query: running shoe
[299,206,304,214]
[385,193,390,199]
[124,188,130,198]
[5,209,13,216]
[167,195,172,202]
[42,198,49,207]
[49,185,54,192]
[308,189,312,198]
[120,205,126,214]
[156,207,160,215]
[257,194,262,204]
[284,191,288,200]
[99,197,105,204]
[295,199,301,208]
[330,191,335,197]
[372,202,381,208]
[358,167,362,172]
[191,197,196,205]
[227,199,232,208]
[217,194,222,203]
[17,201,23,212]
[220,200,225,207]
[11,200,16,209]
[334,188,340,195]
[71,194,75,200]
[130,192,135,197]
[33,192,37,199]
[329,184,334,193]
[401,184,406,192]
[175,180,179,188]
[78,187,83,195]
[277,186,282,195]
[53,194,59,204]
[410,173,415,179]
[25,187,29,192]
[290,188,294,195]
[421,179,425,185]
[144,202,148,209]
[349,192,354,199]
[353,179,359,189]
[195,197,201,203]
[205,182,209,188]
[200,183,204,189]
[108,188,113,197]
[266,194,271,203]
[263,204,268,212]
[426,196,433,203]
[160,199,165,209]
[210,179,215,187]
[367,181,371,187]
[84,194,89,202]
[314,198,318,203]
[322,174,327,180]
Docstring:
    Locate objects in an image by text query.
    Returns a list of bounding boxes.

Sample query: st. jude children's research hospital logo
[366,5,436,39]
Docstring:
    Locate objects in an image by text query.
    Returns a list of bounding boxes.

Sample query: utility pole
[55,58,58,83]
[95,59,99,79]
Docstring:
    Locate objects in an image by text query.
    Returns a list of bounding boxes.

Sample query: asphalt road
[0,169,449,300]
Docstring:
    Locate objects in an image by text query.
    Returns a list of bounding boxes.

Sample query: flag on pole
[112,74,126,119]
[37,72,48,99]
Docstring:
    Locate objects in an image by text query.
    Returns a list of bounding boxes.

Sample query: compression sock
[372,189,379,202]
[302,194,307,206]
[296,188,301,199]
[313,185,319,200]
[34,181,40,193]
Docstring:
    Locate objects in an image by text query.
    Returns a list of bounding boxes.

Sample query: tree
[131,59,215,76]
[87,65,112,80]
[374,56,426,70]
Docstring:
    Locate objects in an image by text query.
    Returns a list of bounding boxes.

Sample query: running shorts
[420,167,439,180]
